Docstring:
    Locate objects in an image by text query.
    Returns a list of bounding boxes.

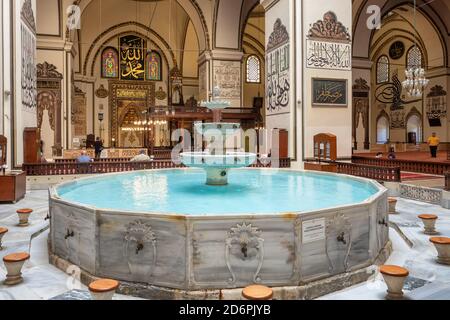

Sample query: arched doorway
[376,113,390,144]
[406,110,422,144]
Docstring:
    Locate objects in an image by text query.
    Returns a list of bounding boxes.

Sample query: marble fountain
[48,98,391,299]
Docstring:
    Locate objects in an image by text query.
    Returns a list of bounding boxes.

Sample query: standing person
[94,137,103,159]
[427,132,440,158]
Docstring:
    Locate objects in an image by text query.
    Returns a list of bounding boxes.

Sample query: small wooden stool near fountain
[3,252,30,285]
[429,237,450,265]
[89,279,120,300]
[17,209,33,227]
[0,227,8,250]
[379,265,409,300]
[418,214,438,235]
[388,197,398,214]
[242,285,273,300]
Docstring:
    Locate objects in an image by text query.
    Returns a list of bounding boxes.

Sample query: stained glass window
[376,55,389,84]
[246,55,261,83]
[146,51,162,81]
[101,47,119,78]
[407,46,422,69]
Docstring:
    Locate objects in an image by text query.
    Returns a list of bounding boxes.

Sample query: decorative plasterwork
[353,78,370,92]
[95,85,109,99]
[37,62,63,79]
[21,0,36,33]
[267,19,289,52]
[308,11,351,42]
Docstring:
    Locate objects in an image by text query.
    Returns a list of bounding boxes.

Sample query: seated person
[130,150,152,162]
[77,150,92,163]
[387,148,396,160]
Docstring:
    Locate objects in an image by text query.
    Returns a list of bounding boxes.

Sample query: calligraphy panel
[266,19,291,115]
[21,23,37,111]
[312,78,347,107]
[120,35,146,81]
[306,40,351,71]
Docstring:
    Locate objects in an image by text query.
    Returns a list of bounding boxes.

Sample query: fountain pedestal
[205,168,229,186]
[180,100,257,186]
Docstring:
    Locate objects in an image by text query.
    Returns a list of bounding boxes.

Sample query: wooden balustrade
[352,156,450,175]
[336,162,401,182]
[23,158,291,176]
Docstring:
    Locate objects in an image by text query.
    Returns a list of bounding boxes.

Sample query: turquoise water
[56,169,379,216]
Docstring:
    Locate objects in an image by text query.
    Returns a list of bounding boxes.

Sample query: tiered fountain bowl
[180,102,257,186]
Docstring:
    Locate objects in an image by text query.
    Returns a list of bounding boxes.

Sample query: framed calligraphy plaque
[312,78,348,107]
[120,35,146,81]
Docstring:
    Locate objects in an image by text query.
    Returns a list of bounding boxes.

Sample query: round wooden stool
[3,252,30,285]
[388,197,398,214]
[89,279,120,300]
[380,265,409,300]
[242,285,273,300]
[430,237,450,265]
[0,227,8,250]
[16,209,33,227]
[418,214,438,235]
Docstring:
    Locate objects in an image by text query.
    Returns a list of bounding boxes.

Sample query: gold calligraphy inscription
[116,89,147,99]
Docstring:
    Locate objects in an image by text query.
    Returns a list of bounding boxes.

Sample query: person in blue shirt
[77,150,92,163]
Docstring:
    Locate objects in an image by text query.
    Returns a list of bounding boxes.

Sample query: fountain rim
[49,168,387,219]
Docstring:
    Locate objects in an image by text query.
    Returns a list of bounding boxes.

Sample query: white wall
[303,0,353,159]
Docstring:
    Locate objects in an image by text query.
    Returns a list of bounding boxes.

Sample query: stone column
[353,58,372,152]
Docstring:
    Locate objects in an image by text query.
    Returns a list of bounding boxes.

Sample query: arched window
[146,51,162,81]
[407,46,423,69]
[376,114,390,144]
[101,47,119,78]
[246,55,261,83]
[376,55,389,84]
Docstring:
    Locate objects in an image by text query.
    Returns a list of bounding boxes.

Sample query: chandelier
[401,0,429,97]
[402,67,429,98]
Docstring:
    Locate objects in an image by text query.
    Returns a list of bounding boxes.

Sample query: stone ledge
[48,240,392,300]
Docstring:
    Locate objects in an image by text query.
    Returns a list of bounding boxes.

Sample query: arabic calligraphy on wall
[120,35,146,81]
[306,40,351,70]
[312,78,347,107]
[21,23,37,110]
[266,19,291,115]
[213,61,241,100]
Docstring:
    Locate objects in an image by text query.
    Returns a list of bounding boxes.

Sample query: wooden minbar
[305,133,338,173]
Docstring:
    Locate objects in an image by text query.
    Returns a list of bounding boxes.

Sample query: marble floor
[0,190,449,300]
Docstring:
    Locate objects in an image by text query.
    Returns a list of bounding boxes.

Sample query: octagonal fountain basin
[49,169,390,295]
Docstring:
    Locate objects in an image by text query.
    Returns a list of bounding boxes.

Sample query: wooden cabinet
[0,172,26,203]
[23,128,41,164]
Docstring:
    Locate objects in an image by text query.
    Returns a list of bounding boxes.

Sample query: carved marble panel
[400,184,442,205]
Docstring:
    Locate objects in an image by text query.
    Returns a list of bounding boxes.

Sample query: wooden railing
[23,158,291,176]
[336,162,401,182]
[352,156,450,175]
